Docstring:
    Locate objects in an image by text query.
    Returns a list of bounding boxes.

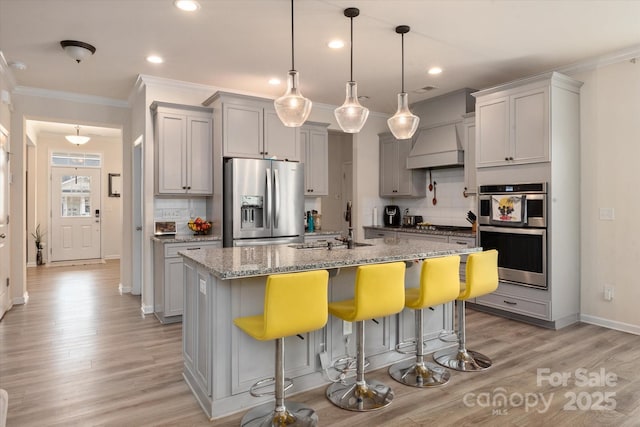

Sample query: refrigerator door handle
[274,168,280,229]
[266,167,272,228]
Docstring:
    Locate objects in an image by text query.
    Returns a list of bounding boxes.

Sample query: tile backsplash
[154,198,208,234]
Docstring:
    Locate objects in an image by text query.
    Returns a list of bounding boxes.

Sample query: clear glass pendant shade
[274,70,312,127]
[387,92,420,139]
[334,81,369,133]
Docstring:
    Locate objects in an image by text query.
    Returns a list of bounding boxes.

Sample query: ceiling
[2,0,640,126]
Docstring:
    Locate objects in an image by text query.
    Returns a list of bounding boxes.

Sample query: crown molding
[556,43,640,75]
[13,86,128,108]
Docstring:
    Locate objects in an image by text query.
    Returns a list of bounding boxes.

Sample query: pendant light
[274,0,312,127]
[334,7,369,134]
[65,125,90,145]
[387,25,420,140]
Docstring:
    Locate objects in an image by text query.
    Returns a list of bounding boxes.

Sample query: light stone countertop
[179,237,481,280]
[364,225,475,238]
[151,234,221,244]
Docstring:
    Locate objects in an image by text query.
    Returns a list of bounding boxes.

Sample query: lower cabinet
[472,281,551,321]
[153,239,221,323]
[363,228,397,239]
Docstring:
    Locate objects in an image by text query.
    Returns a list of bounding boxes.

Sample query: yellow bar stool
[434,249,498,372]
[234,270,329,427]
[389,255,461,387]
[326,262,406,411]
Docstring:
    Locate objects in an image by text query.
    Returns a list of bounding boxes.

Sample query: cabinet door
[186,116,213,194]
[264,109,299,161]
[195,268,212,396]
[183,261,197,374]
[511,87,549,164]
[165,258,184,317]
[157,113,187,193]
[398,232,449,243]
[476,96,509,167]
[223,103,263,158]
[364,228,397,239]
[462,119,476,195]
[306,129,328,195]
[395,139,414,196]
[379,137,398,196]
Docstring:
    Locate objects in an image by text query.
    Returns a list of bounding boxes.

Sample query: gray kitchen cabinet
[462,113,477,196]
[153,239,221,323]
[304,232,341,244]
[212,92,299,161]
[151,102,213,195]
[300,122,329,195]
[397,232,448,243]
[379,133,426,198]
[475,83,549,167]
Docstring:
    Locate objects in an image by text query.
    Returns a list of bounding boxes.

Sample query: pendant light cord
[290,0,295,71]
[349,15,354,82]
[401,32,405,93]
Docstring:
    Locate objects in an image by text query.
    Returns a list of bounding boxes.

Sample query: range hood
[406,121,464,169]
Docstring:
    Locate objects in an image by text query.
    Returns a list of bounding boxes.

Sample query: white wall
[570,60,640,332]
[30,133,122,264]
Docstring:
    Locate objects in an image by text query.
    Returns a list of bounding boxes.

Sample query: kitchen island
[179,237,480,420]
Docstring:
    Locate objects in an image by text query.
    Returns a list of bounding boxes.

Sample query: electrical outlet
[343,320,352,335]
[199,278,206,295]
[604,286,614,301]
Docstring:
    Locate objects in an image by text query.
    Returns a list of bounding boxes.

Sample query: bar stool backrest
[262,270,329,340]
[460,250,499,300]
[412,255,461,308]
[352,262,406,321]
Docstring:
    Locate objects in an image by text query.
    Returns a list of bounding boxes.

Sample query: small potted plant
[31,224,45,265]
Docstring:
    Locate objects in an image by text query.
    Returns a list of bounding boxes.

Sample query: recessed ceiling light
[428,67,443,75]
[328,40,345,49]
[174,0,200,11]
[268,78,281,85]
[146,55,164,64]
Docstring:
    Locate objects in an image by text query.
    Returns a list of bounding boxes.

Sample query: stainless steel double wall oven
[478,183,548,289]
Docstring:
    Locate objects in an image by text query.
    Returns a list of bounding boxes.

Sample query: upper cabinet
[151,102,213,195]
[209,92,299,161]
[379,133,426,198]
[300,122,329,196]
[476,78,556,168]
[462,113,476,196]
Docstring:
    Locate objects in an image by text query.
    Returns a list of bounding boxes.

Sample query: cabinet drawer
[475,291,549,320]
[165,241,220,258]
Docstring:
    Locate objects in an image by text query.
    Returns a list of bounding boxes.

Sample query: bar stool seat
[389,255,461,387]
[234,270,329,427]
[434,250,498,372]
[326,262,406,412]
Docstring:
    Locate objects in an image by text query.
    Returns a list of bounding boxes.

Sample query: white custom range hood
[406,121,464,169]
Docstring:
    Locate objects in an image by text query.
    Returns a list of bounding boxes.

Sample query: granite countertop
[179,237,480,280]
[151,234,222,243]
[364,225,475,238]
[304,230,342,236]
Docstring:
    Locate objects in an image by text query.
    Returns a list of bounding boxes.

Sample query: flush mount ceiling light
[328,40,344,49]
[146,55,164,64]
[174,0,200,11]
[428,67,443,75]
[387,25,420,140]
[60,40,96,63]
[274,0,312,127]
[66,125,90,145]
[334,7,369,134]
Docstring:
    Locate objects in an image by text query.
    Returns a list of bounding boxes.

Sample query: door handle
[273,168,280,229]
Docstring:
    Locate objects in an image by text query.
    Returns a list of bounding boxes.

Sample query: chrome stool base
[326,379,394,412]
[240,401,318,427]
[433,348,492,372]
[389,359,450,387]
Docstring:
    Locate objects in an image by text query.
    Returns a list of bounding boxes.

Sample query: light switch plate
[599,208,615,221]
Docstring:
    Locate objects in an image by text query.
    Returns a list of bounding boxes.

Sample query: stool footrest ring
[394,339,418,355]
[249,377,294,397]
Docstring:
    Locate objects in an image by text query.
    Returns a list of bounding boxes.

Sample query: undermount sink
[289,241,373,250]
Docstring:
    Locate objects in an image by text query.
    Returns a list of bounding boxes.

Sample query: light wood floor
[1,260,639,426]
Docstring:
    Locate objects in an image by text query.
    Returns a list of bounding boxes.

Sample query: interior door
[50,167,101,261]
[0,128,10,320]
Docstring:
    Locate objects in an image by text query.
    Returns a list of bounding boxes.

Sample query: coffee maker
[384,205,401,227]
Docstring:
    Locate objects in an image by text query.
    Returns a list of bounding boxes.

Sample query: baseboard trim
[119,283,132,294]
[141,304,154,315]
[46,259,106,267]
[579,314,640,336]
[104,255,121,260]
[13,292,29,305]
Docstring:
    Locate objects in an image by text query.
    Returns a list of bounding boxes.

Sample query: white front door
[50,167,101,261]
[0,128,10,320]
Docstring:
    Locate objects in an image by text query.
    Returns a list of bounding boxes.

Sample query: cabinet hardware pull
[187,247,201,250]
[503,300,517,305]
[296,334,305,340]
[371,318,379,324]
[504,157,509,161]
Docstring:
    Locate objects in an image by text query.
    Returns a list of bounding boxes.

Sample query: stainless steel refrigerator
[223,158,304,247]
